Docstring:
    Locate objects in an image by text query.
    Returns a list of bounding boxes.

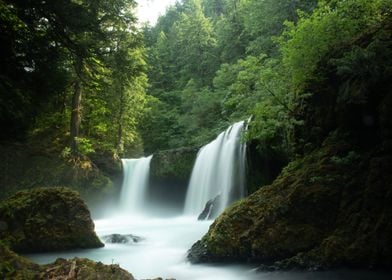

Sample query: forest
[1,0,392,279]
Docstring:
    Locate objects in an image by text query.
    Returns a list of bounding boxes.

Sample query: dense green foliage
[1,0,392,200]
[142,0,318,154]
[3,0,389,159]
[0,0,147,157]
[143,0,391,159]
[187,0,392,269]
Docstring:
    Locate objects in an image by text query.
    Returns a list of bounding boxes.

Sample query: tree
[172,0,218,87]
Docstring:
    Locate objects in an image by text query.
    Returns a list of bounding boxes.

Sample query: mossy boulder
[0,187,104,253]
[188,132,392,269]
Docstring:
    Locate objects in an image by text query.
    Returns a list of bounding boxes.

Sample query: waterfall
[184,121,247,218]
[120,155,153,214]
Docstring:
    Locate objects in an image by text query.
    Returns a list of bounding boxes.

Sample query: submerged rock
[0,187,104,253]
[101,234,143,244]
[188,134,392,269]
[198,195,221,220]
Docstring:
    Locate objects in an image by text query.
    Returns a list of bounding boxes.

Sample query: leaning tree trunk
[70,59,83,155]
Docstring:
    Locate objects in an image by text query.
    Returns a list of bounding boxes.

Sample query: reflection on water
[26,216,391,280]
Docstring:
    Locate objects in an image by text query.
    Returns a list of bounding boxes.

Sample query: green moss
[0,187,103,253]
[0,242,135,279]
[0,144,118,209]
[0,242,40,279]
[150,147,197,181]
[188,133,392,269]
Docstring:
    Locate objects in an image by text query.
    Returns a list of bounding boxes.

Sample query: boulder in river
[101,234,143,244]
[198,195,221,220]
[0,187,104,253]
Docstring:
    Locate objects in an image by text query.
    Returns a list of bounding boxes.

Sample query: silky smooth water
[184,121,247,217]
[26,216,391,280]
[120,156,152,214]
[27,216,258,279]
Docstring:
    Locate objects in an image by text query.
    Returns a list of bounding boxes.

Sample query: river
[26,214,390,280]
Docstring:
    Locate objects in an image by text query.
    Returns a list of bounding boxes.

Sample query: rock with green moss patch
[188,134,392,269]
[41,257,134,280]
[150,147,197,181]
[0,187,104,253]
[0,243,134,279]
[149,147,198,211]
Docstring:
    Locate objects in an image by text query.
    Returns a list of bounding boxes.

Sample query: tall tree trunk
[116,122,123,155]
[116,88,125,155]
[70,59,83,155]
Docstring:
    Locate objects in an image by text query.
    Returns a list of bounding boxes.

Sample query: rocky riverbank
[188,131,392,269]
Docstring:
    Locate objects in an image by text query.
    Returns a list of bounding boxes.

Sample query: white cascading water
[120,155,153,214]
[184,121,247,217]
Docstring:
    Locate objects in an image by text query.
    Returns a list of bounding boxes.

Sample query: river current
[26,215,390,280]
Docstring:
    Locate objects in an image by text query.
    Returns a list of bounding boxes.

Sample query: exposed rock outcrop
[149,147,198,212]
[188,132,392,269]
[101,234,143,244]
[198,195,221,220]
[0,187,104,253]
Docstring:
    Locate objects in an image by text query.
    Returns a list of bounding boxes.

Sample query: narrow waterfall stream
[184,121,247,218]
[120,156,153,214]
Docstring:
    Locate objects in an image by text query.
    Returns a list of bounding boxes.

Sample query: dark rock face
[188,134,392,269]
[150,147,198,181]
[148,147,198,213]
[198,195,221,220]
[246,139,288,195]
[0,187,104,253]
[101,234,143,244]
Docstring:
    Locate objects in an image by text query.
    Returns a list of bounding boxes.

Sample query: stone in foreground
[0,187,104,253]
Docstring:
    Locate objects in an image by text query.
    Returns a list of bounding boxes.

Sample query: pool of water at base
[26,216,391,280]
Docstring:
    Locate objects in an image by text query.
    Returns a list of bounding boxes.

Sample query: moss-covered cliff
[150,147,198,181]
[0,187,103,253]
[148,147,197,212]
[188,132,392,269]
[0,143,121,212]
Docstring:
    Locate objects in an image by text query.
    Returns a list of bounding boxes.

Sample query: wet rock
[188,134,392,269]
[102,234,143,244]
[198,195,221,220]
